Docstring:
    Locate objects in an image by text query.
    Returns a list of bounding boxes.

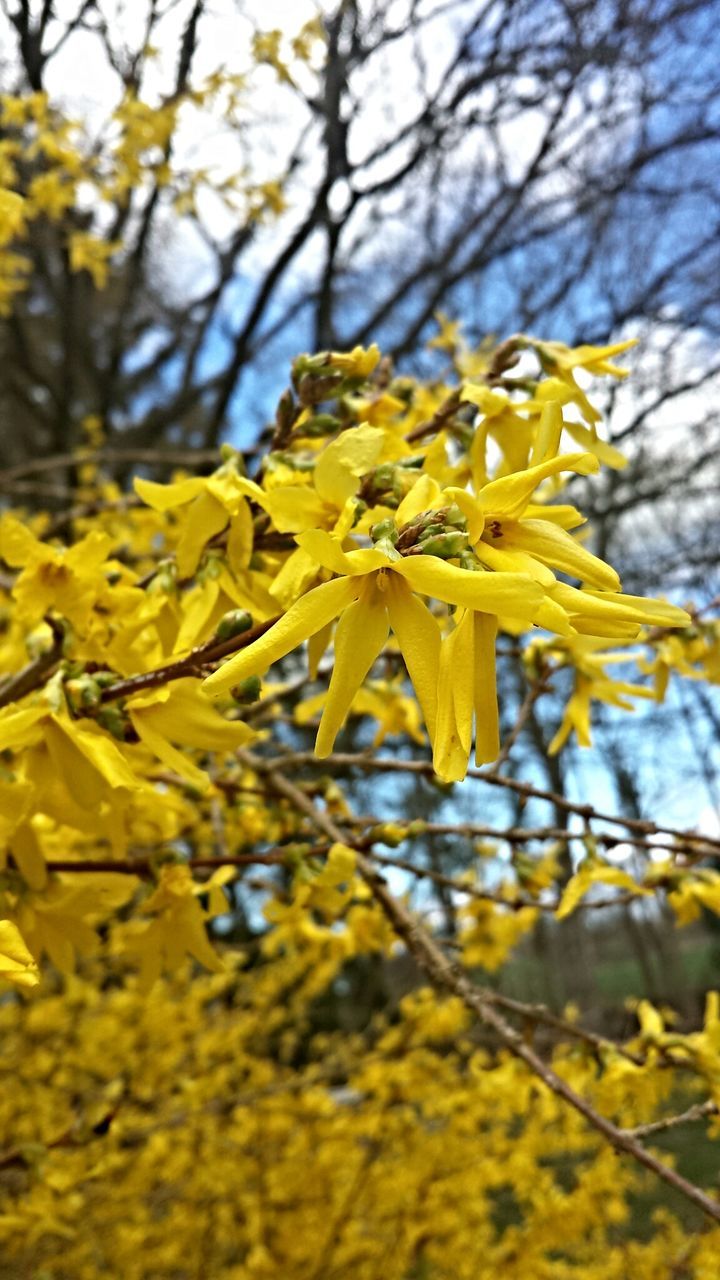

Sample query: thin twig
[273,751,720,852]
[96,617,280,704]
[621,1099,718,1140]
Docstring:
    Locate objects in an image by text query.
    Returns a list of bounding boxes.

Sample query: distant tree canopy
[0,0,719,459]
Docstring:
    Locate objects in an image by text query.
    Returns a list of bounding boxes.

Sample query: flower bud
[96,705,130,741]
[65,675,101,710]
[415,531,468,559]
[370,518,398,545]
[215,609,253,641]
[301,413,343,437]
[231,675,262,704]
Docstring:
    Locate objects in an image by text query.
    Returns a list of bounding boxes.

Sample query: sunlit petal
[315,585,389,756]
[204,575,361,695]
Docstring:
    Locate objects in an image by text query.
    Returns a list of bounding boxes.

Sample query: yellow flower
[261,423,386,606]
[0,189,27,247]
[533,635,656,753]
[126,677,256,791]
[0,703,140,810]
[447,451,619,591]
[68,232,122,289]
[530,337,637,426]
[129,863,226,990]
[327,343,380,379]
[0,919,39,989]
[445,453,691,640]
[0,513,113,627]
[134,465,263,578]
[204,525,549,765]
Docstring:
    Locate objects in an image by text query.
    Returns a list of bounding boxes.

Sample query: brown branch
[96,617,281,704]
[241,749,720,1226]
[0,617,65,710]
[404,389,461,444]
[42,845,325,878]
[494,672,551,770]
[0,447,225,486]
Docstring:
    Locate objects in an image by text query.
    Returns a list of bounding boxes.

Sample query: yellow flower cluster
[0,332,707,993]
[1,322,720,1267]
[1,941,719,1278]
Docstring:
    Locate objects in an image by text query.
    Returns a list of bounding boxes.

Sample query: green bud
[292,353,331,380]
[65,675,101,710]
[416,531,468,559]
[444,504,468,530]
[417,523,446,542]
[296,372,342,407]
[215,609,253,641]
[200,552,223,580]
[301,413,342,437]
[146,561,176,595]
[370,463,396,490]
[96,706,129,741]
[370,518,398,545]
[457,550,482,572]
[231,675,262,704]
[91,670,120,688]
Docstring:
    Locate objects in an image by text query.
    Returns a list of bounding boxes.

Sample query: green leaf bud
[230,675,262,704]
[416,531,468,559]
[215,609,254,641]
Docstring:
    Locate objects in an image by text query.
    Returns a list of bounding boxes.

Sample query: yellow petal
[564,421,627,470]
[44,716,140,809]
[523,503,585,530]
[396,558,544,621]
[395,474,443,525]
[176,491,228,578]
[129,678,255,750]
[584,590,691,628]
[385,575,440,742]
[296,529,388,576]
[314,425,385,507]
[433,609,474,782]
[270,547,320,609]
[203,575,361,695]
[227,500,254,571]
[315,591,389,757]
[262,487,327,533]
[134,475,207,510]
[474,538,557,588]
[11,821,47,890]
[0,919,39,989]
[473,613,499,765]
[308,620,334,678]
[174,579,222,653]
[0,778,33,843]
[475,452,599,520]
[0,705,45,751]
[315,585,389,757]
[503,520,620,591]
[530,400,563,465]
[0,512,44,566]
[130,715,212,791]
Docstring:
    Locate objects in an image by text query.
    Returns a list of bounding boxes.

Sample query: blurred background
[1,0,719,1025]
